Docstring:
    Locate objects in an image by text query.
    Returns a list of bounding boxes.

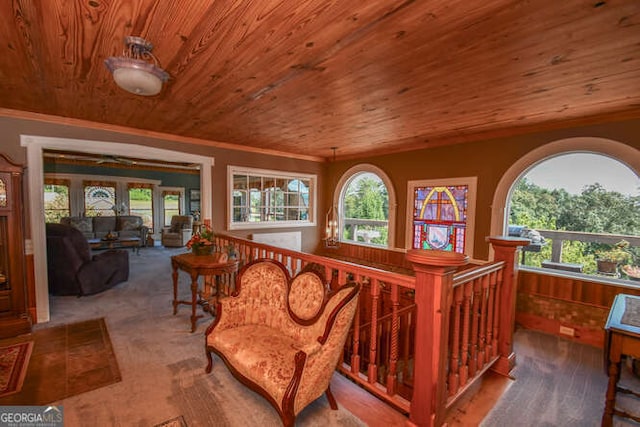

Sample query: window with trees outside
[128,184,153,231]
[228,166,316,229]
[84,181,116,217]
[508,153,640,281]
[340,171,390,247]
[43,179,70,223]
[406,177,477,256]
[163,191,181,226]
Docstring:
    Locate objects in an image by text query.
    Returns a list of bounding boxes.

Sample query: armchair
[161,215,193,247]
[205,259,360,426]
[45,223,129,296]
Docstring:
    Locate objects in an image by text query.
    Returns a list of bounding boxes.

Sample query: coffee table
[88,237,141,254]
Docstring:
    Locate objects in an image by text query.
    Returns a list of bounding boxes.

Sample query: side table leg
[190,272,199,333]
[602,359,621,427]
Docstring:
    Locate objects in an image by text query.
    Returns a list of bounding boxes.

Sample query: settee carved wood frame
[204,258,361,427]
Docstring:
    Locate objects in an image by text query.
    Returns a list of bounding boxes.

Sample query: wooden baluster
[448,285,463,396]
[351,293,362,374]
[478,275,489,369]
[492,269,503,358]
[402,308,412,388]
[469,278,481,377]
[485,271,497,359]
[460,282,472,387]
[338,268,347,291]
[368,277,380,384]
[386,284,400,395]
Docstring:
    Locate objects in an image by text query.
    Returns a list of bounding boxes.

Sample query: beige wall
[0,115,326,252]
[2,113,639,261]
[326,119,640,260]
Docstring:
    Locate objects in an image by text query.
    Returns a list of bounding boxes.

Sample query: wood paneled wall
[517,270,640,348]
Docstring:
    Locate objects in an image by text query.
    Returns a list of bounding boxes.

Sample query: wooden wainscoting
[517,269,640,348]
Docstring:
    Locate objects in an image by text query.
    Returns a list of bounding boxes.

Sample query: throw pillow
[69,217,93,233]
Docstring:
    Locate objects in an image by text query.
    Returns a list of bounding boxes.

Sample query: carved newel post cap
[406,249,469,268]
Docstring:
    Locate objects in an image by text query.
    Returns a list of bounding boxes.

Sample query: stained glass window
[84,181,116,217]
[412,184,470,254]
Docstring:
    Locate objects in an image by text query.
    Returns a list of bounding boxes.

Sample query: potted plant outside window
[620,244,640,281]
[596,240,631,276]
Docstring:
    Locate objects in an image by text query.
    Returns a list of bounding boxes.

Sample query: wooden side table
[602,293,640,426]
[171,252,238,332]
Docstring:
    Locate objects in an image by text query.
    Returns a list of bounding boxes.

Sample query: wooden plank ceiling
[0,0,638,161]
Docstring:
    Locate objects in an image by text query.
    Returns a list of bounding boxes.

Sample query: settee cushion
[289,272,326,321]
[211,324,308,405]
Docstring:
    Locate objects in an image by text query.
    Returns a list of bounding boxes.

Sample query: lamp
[324,147,340,249]
[104,36,169,96]
[324,204,340,248]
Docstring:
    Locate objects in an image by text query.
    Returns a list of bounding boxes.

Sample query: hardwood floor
[331,373,408,426]
[332,369,511,426]
[333,329,625,426]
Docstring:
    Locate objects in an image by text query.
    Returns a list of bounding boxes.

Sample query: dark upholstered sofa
[45,223,130,296]
[61,215,148,246]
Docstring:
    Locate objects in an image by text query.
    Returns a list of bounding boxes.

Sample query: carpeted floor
[39,246,365,427]
[0,341,32,398]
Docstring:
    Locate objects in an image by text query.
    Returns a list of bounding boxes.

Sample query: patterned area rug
[0,317,121,405]
[0,341,33,398]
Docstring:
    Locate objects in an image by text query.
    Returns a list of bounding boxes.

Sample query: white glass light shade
[104,36,169,96]
[112,64,163,96]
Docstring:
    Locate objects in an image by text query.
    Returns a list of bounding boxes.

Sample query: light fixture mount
[105,36,169,96]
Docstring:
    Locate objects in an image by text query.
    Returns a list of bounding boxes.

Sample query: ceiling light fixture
[104,36,169,96]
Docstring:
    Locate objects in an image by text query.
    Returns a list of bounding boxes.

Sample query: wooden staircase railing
[212,233,529,426]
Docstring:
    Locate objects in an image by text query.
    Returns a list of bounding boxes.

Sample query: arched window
[335,164,396,248]
[492,138,640,279]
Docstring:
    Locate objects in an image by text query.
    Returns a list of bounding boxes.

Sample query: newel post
[487,236,530,376]
[405,249,469,427]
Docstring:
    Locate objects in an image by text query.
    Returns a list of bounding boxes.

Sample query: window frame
[227,166,317,230]
[43,179,70,223]
[334,164,396,249]
[406,176,477,258]
[128,183,154,232]
[160,187,185,227]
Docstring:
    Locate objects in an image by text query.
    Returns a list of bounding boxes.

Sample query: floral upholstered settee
[205,259,360,427]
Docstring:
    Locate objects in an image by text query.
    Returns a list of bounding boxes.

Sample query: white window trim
[334,164,397,249]
[22,135,213,323]
[159,186,186,226]
[490,136,640,260]
[45,173,161,217]
[406,176,477,258]
[227,165,317,230]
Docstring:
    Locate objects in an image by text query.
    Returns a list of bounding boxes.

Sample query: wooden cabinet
[0,153,31,338]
